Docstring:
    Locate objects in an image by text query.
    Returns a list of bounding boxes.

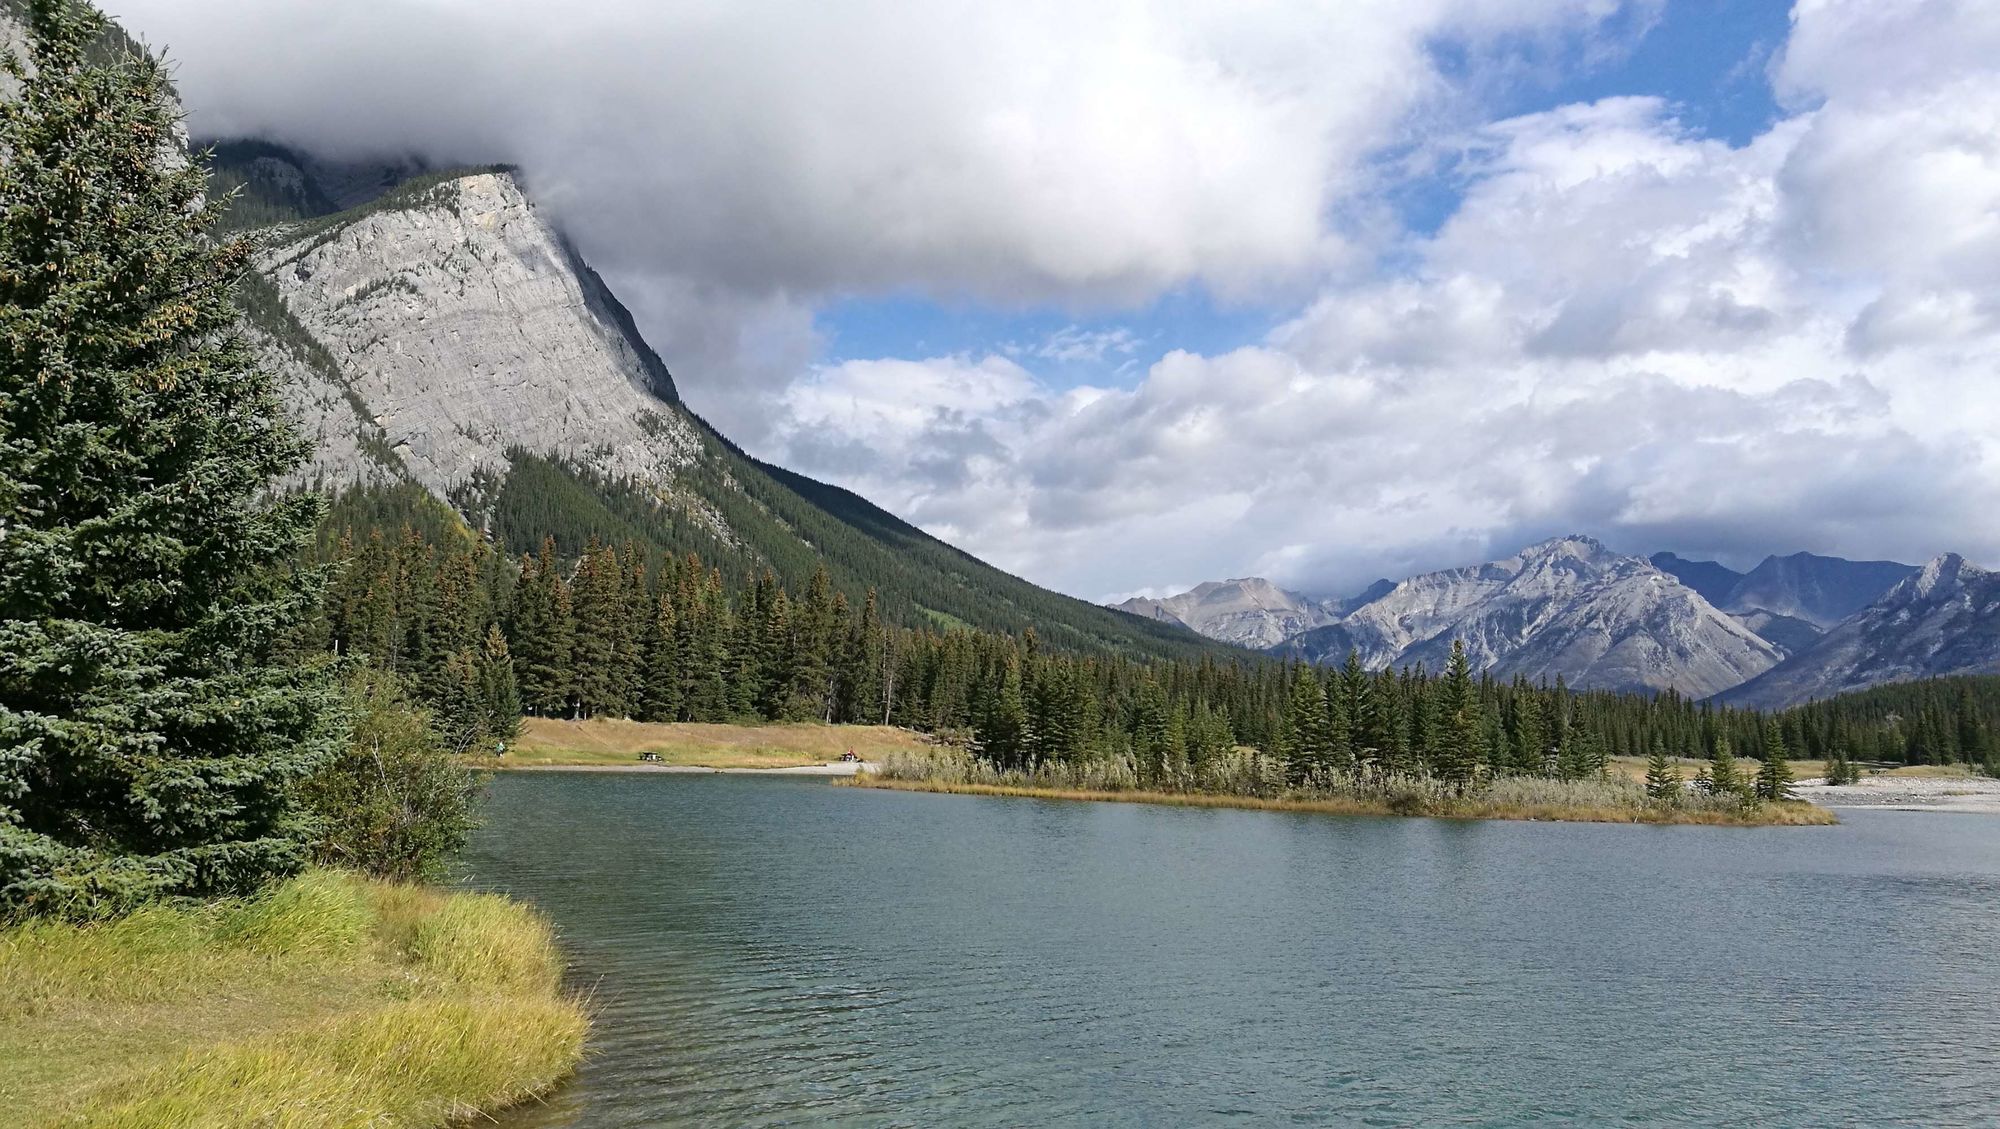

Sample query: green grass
[1,871,586,1127]
[502,716,933,769]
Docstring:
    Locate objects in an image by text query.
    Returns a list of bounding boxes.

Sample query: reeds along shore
[1,870,587,1127]
[847,750,1838,827]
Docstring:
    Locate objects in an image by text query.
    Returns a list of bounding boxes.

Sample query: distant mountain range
[1119,540,1997,706]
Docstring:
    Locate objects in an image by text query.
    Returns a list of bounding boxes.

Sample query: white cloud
[105,0,1627,440]
[763,0,2000,598]
[99,0,2000,600]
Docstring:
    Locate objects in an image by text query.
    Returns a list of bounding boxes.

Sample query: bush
[300,671,482,882]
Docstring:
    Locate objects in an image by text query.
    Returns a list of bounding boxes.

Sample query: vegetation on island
[0,5,581,1124]
[318,481,1994,825]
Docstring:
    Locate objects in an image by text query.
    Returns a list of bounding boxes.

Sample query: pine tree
[1435,641,1482,793]
[1278,667,1331,785]
[1709,733,1744,799]
[637,592,680,723]
[478,624,522,746]
[1756,718,1794,802]
[0,2,344,914]
[510,541,572,716]
[1644,745,1680,802]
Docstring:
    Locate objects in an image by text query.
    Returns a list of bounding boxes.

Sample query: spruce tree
[1436,641,1481,793]
[1644,745,1679,802]
[1709,733,1744,799]
[1756,718,1794,802]
[0,2,343,914]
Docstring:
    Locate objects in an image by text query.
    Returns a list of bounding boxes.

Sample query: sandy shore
[497,761,878,776]
[1795,775,2000,814]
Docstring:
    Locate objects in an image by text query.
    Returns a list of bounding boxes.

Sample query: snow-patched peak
[1904,553,1974,600]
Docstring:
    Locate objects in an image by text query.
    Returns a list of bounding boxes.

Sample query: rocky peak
[252,168,700,496]
[1905,553,1971,601]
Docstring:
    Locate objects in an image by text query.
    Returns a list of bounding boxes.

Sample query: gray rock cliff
[1719,554,2000,708]
[251,171,706,501]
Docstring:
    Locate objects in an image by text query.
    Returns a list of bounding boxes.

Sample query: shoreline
[841,776,1837,826]
[1793,774,2000,815]
[492,760,878,775]
[4,871,586,1125]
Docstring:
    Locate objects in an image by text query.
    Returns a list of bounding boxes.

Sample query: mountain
[1114,578,1344,650]
[224,151,1230,662]
[1727,609,1824,658]
[1719,555,2000,708]
[1719,551,1917,629]
[1272,536,1781,696]
[1648,552,1743,605]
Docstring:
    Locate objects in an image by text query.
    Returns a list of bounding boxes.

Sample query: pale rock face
[257,171,703,498]
[1721,554,2000,708]
[1116,578,1342,650]
[1274,536,1782,696]
[1719,552,1917,630]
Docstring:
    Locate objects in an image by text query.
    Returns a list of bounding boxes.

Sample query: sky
[104,0,2000,601]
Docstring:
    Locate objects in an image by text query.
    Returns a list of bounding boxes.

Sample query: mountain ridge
[228,152,1239,663]
[1720,554,2000,708]
[1266,535,1781,696]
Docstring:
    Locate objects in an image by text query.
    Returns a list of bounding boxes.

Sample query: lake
[470,773,2000,1127]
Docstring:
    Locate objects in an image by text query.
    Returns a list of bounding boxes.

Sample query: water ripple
[471,774,2000,1128]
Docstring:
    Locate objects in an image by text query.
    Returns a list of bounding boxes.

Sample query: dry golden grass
[845,776,1838,826]
[1606,755,1973,783]
[502,716,932,768]
[1,871,586,1127]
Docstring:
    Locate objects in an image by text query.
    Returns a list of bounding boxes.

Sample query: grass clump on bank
[1,870,586,1126]
[850,748,1836,827]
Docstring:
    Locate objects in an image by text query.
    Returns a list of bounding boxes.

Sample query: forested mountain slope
[226,152,1230,662]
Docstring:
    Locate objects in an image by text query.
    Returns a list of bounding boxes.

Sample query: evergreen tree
[1756,718,1794,802]
[1279,667,1332,785]
[478,623,522,746]
[1644,745,1680,802]
[1709,733,1745,799]
[1435,641,1482,793]
[637,592,681,723]
[0,2,344,914]
[510,540,573,716]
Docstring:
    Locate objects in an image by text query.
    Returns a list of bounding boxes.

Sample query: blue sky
[812,0,1796,397]
[123,0,2000,598]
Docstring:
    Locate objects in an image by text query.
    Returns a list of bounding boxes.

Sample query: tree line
[309,495,2000,794]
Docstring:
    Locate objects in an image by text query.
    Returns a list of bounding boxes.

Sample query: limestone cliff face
[253,171,703,498]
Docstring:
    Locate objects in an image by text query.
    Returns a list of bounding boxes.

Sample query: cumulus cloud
[105,0,1626,440]
[100,0,2000,600]
[763,0,2000,598]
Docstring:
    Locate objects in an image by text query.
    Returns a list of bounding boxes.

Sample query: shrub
[300,671,481,882]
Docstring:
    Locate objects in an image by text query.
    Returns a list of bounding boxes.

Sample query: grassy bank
[846,776,1836,826]
[1604,755,1972,784]
[2,870,586,1127]
[500,716,933,769]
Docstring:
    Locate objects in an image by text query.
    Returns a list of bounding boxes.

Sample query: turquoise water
[472,774,2000,1127]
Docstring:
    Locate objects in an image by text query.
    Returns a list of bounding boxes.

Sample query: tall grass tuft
[2,870,588,1125]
